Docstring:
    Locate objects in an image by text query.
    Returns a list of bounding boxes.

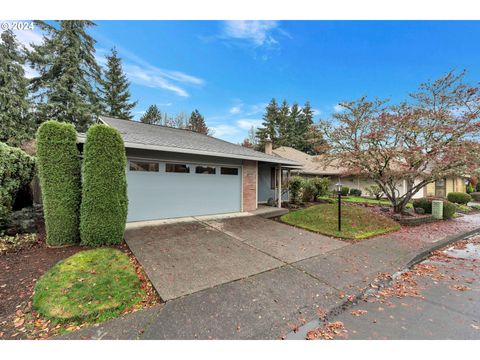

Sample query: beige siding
[446,178,454,195]
[426,182,435,197]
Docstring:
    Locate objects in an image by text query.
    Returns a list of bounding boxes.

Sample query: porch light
[335,182,343,194]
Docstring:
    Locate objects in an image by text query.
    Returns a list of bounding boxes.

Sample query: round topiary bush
[442,200,456,219]
[0,142,36,230]
[80,124,127,246]
[36,121,81,246]
[447,192,472,205]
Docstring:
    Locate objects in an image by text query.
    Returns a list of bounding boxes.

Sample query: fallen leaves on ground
[306,321,347,340]
[351,310,368,317]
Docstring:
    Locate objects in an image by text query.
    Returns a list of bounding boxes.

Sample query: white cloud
[2,21,44,50]
[237,118,263,130]
[96,45,204,98]
[333,104,345,113]
[210,124,240,138]
[221,21,285,48]
[229,105,242,114]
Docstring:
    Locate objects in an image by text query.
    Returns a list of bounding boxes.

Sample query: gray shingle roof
[90,116,300,165]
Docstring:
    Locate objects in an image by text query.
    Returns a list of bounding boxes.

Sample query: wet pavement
[288,235,480,340]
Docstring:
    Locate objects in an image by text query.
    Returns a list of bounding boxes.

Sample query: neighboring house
[272,146,467,199]
[77,116,300,222]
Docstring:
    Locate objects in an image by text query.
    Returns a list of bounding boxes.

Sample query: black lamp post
[335,182,342,232]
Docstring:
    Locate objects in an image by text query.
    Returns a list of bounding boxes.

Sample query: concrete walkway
[124,215,345,301]
[60,213,480,340]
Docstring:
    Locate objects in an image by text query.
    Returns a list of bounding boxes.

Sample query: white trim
[240,163,244,212]
[255,161,258,210]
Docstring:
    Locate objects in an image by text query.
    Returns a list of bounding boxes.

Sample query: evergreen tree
[140,104,162,124]
[0,30,33,146]
[255,98,326,153]
[188,109,210,135]
[100,47,137,119]
[256,98,279,150]
[28,20,102,131]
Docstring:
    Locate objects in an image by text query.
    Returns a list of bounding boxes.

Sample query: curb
[319,226,480,325]
[405,227,480,268]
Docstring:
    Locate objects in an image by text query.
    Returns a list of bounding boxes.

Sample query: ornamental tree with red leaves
[320,71,480,213]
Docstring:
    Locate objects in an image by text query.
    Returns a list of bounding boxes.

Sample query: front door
[435,178,446,198]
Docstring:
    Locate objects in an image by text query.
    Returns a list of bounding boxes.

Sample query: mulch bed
[0,240,160,339]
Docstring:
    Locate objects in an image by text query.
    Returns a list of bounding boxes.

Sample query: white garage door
[126,159,242,222]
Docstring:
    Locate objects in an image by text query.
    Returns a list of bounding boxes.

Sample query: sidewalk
[60,213,480,340]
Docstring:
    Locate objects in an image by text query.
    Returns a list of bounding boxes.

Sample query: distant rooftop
[273,146,345,175]
[77,116,300,165]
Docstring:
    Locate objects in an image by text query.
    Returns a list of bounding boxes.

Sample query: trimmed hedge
[302,179,317,202]
[349,188,362,197]
[0,142,36,229]
[80,124,127,246]
[443,201,456,219]
[412,197,456,220]
[36,121,81,245]
[447,192,472,205]
[341,186,349,196]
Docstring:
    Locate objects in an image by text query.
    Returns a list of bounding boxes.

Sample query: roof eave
[76,134,300,165]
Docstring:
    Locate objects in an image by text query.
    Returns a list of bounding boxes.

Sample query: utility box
[432,200,443,220]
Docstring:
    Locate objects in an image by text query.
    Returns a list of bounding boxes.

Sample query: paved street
[289,235,480,340]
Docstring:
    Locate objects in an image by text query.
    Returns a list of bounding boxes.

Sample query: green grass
[318,196,413,209]
[281,203,401,240]
[33,248,143,323]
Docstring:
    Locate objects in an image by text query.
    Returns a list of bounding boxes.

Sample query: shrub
[341,186,349,196]
[443,200,456,219]
[0,142,36,229]
[310,177,330,197]
[349,188,362,197]
[477,182,480,192]
[302,179,317,202]
[412,197,456,219]
[447,192,472,205]
[470,192,480,202]
[467,183,474,194]
[288,176,304,204]
[365,185,383,200]
[80,125,127,246]
[36,121,81,245]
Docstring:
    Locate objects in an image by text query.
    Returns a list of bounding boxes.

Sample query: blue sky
[12,20,480,143]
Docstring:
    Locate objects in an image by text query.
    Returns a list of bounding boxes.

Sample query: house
[77,116,300,222]
[272,146,467,199]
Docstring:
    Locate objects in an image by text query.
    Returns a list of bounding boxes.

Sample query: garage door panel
[127,162,242,222]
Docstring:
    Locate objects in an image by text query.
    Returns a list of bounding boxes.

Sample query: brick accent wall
[242,160,257,211]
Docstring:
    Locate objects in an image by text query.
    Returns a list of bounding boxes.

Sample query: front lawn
[281,203,401,240]
[33,248,143,323]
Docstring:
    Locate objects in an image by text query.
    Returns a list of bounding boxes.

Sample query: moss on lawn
[33,248,143,323]
[281,203,400,240]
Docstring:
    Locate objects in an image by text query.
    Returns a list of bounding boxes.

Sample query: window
[166,163,190,173]
[129,161,159,172]
[270,167,276,189]
[195,165,216,174]
[221,167,238,175]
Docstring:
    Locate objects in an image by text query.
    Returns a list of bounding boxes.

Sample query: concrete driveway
[125,215,346,301]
